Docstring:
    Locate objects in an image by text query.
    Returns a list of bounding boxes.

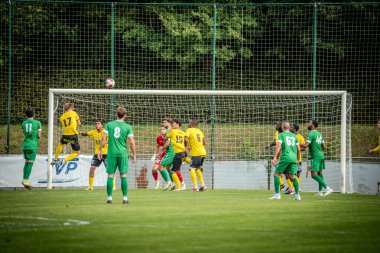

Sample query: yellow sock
[172,173,181,188]
[297,176,301,185]
[89,177,94,188]
[189,169,197,187]
[113,178,116,190]
[195,168,204,185]
[279,176,284,186]
[54,143,63,159]
[184,157,191,164]
[64,152,79,162]
[286,178,294,188]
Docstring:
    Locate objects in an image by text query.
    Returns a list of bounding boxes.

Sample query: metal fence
[0,1,379,160]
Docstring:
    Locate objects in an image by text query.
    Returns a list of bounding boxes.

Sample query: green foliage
[238,140,256,160]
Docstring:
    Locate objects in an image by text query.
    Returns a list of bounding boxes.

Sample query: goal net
[47,89,352,193]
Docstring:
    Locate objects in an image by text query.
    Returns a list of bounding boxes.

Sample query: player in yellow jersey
[80,120,112,190]
[165,118,187,191]
[51,103,81,168]
[290,123,306,192]
[368,119,380,156]
[185,119,207,192]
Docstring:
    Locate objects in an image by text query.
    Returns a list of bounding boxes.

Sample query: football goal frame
[47,89,350,192]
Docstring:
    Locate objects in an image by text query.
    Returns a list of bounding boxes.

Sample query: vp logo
[55,158,79,175]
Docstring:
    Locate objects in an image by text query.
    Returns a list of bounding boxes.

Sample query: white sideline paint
[0,216,90,226]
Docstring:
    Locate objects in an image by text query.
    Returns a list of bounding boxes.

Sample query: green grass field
[1,189,379,253]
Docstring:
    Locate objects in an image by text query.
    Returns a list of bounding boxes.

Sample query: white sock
[108,196,112,201]
[123,196,128,201]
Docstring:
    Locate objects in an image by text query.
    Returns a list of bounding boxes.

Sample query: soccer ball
[105,78,115,88]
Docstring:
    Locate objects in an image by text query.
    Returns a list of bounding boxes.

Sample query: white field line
[0,216,90,226]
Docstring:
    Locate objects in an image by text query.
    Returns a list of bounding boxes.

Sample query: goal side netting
[47,89,352,193]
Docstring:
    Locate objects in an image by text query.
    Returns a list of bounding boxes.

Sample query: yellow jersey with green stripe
[87,129,108,155]
[166,129,186,153]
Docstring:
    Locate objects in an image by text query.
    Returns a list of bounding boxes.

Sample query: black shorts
[91,154,107,167]
[190,156,205,169]
[171,152,187,171]
[60,134,80,151]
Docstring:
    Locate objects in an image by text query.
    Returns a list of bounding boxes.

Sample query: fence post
[312,2,318,119]
[211,3,217,189]
[7,0,12,154]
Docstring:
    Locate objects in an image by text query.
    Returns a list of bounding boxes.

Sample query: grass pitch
[0,189,379,253]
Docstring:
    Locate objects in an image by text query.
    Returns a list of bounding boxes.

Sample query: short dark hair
[189,119,199,127]
[311,119,318,128]
[25,109,34,118]
[95,119,103,125]
[292,123,299,132]
[172,118,182,127]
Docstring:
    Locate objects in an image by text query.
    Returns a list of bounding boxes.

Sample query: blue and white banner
[0,155,107,188]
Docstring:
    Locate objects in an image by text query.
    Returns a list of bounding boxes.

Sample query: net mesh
[51,92,352,192]
[1,2,378,161]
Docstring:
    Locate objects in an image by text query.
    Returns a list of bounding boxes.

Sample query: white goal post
[47,89,350,193]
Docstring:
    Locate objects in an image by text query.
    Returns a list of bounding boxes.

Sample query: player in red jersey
[151,125,167,189]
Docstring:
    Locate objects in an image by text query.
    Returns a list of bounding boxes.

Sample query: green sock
[107,177,114,197]
[159,169,170,183]
[274,175,280,194]
[167,168,173,181]
[121,177,128,197]
[292,177,299,194]
[319,174,324,191]
[23,162,33,180]
[312,174,327,190]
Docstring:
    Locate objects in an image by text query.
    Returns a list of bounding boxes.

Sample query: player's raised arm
[79,131,88,136]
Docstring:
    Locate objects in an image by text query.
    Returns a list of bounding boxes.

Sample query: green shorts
[160,151,175,167]
[275,160,298,175]
[23,149,37,161]
[310,159,325,172]
[107,156,128,174]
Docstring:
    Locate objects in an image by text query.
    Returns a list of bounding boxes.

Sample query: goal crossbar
[47,89,349,193]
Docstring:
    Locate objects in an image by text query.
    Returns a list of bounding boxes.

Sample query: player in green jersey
[21,109,42,189]
[270,121,301,201]
[158,118,176,191]
[98,107,136,204]
[304,120,333,196]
